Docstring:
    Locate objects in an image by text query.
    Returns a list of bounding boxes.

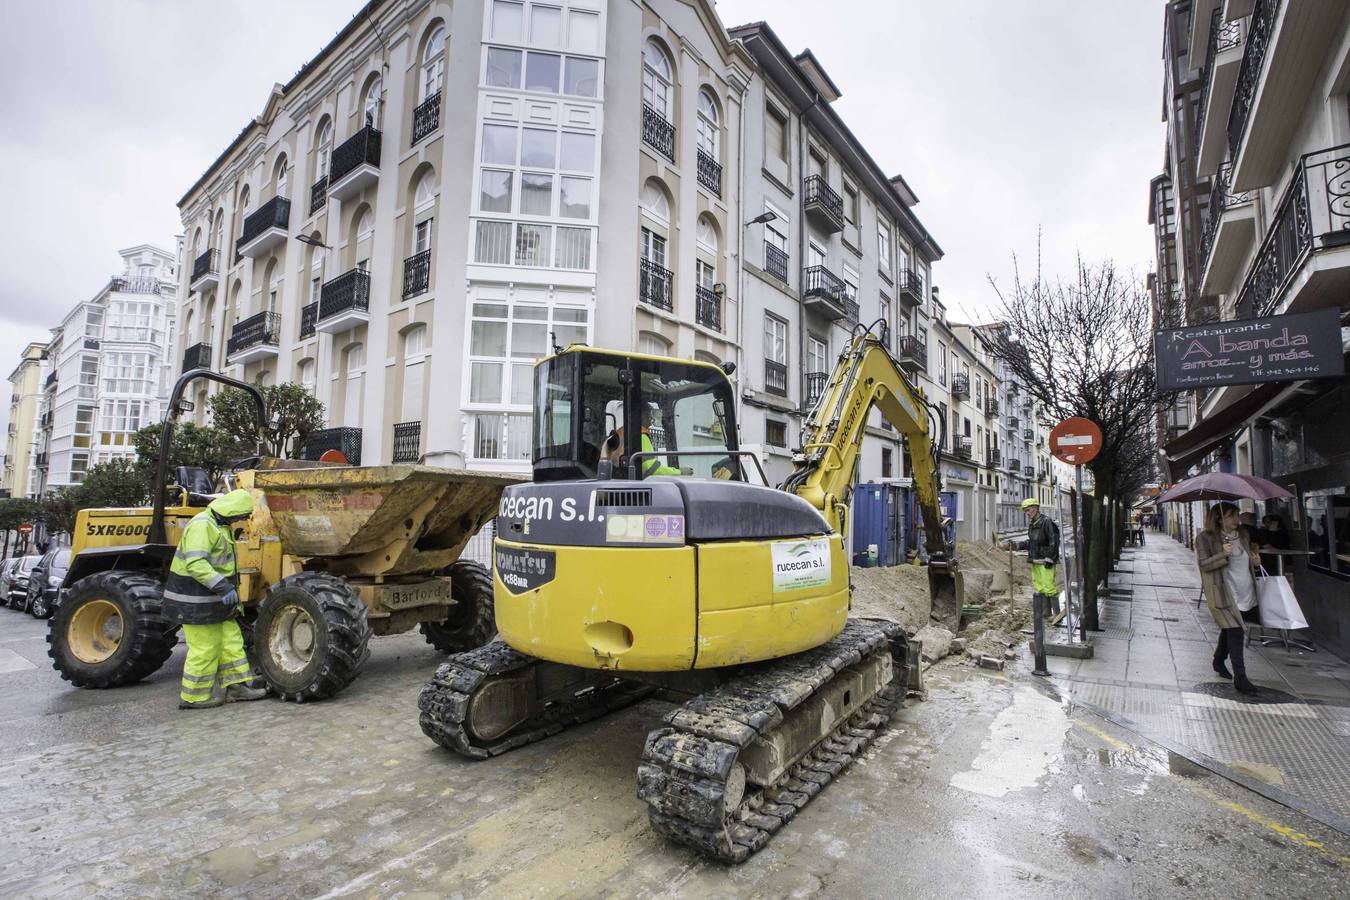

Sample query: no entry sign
[1050,417,1102,465]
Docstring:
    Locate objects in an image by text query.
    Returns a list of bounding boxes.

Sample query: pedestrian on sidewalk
[1196,502,1259,695]
[162,489,269,709]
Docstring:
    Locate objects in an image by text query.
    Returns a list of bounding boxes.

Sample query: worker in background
[605,406,686,476]
[162,489,268,709]
[1003,498,1061,614]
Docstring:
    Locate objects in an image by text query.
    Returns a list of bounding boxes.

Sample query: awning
[1160,381,1287,480]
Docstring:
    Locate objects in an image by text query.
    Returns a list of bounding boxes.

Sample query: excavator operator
[604,406,684,477]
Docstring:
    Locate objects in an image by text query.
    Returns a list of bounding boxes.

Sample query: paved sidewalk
[1042,533,1350,829]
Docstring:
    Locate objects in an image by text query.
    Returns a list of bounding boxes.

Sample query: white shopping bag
[1257,571,1309,631]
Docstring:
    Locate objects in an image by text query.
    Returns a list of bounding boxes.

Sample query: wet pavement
[1043,533,1350,832]
[2,605,1349,898]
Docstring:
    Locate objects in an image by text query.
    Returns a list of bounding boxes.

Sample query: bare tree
[986,250,1168,627]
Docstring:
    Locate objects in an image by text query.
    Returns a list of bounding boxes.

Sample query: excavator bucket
[256,464,524,575]
[927,561,965,632]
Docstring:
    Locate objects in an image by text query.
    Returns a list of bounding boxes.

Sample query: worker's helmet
[208,489,255,521]
[1020,498,1040,511]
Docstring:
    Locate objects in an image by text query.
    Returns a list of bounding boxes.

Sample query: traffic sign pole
[1049,417,1103,647]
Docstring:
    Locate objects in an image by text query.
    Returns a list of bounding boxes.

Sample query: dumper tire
[255,572,372,703]
[420,560,496,654]
[47,571,179,688]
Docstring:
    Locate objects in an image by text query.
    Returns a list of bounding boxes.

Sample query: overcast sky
[0,0,1162,435]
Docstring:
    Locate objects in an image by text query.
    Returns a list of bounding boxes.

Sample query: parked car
[7,555,41,611]
[28,549,71,619]
[0,558,20,609]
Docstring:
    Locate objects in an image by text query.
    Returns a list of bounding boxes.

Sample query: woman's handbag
[1256,569,1309,630]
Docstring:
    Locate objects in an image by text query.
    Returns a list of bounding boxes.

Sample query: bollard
[1031,592,1050,676]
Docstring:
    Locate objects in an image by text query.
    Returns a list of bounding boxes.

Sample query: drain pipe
[797,94,819,430]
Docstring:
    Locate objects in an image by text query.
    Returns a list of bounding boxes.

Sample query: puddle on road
[949,687,1070,797]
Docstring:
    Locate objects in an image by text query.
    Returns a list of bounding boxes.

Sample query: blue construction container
[852,482,906,567]
[908,489,959,563]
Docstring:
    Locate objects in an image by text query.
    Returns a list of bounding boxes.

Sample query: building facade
[3,343,49,498]
[1153,1,1350,660]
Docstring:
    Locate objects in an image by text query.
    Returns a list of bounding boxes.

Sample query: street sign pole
[1075,463,1087,645]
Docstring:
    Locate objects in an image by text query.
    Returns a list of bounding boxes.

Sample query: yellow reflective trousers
[180,620,251,704]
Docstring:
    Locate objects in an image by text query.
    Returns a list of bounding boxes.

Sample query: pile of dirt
[958,540,1033,582]
[850,563,931,633]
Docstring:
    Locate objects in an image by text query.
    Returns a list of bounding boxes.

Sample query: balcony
[896,335,926,373]
[803,175,844,234]
[1023,427,1034,441]
[300,302,318,339]
[988,447,1002,467]
[309,176,328,215]
[236,195,290,259]
[696,149,721,197]
[403,249,431,300]
[898,268,925,305]
[392,421,421,463]
[226,311,281,364]
[1199,160,1257,295]
[412,92,440,145]
[1195,10,1245,177]
[1038,468,1049,482]
[802,265,849,321]
[1009,415,1020,429]
[182,342,212,373]
[952,436,973,460]
[950,373,970,401]
[763,242,789,282]
[316,268,371,335]
[1235,143,1350,320]
[1229,0,1343,192]
[1008,458,1022,474]
[986,398,1000,416]
[302,427,362,465]
[190,249,219,293]
[639,259,673,311]
[804,372,828,408]
[642,103,675,163]
[695,284,721,331]
[328,125,382,201]
[764,360,788,397]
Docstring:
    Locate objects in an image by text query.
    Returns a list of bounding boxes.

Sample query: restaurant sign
[1154,307,1345,392]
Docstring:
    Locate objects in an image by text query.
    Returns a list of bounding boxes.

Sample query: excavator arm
[781,325,963,626]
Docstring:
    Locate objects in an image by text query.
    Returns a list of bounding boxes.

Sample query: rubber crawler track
[418,640,655,759]
[636,618,911,863]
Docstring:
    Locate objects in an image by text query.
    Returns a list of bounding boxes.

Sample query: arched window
[212,209,224,250]
[191,227,203,257]
[237,186,251,235]
[316,119,333,179]
[343,343,365,427]
[642,40,672,118]
[297,358,316,395]
[697,89,719,158]
[638,332,670,357]
[401,325,428,423]
[696,216,719,255]
[640,179,670,224]
[413,169,437,211]
[274,155,289,198]
[362,76,383,129]
[267,264,281,314]
[422,26,447,100]
[357,209,374,242]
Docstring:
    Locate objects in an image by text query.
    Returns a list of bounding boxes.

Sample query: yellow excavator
[419,324,961,862]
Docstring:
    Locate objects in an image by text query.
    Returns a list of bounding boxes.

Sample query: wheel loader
[47,369,522,701]
[419,324,963,862]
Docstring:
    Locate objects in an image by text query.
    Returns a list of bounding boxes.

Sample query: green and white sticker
[770,538,832,592]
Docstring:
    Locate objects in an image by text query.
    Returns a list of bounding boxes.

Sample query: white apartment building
[34,245,178,492]
[175,0,750,471]
[942,314,999,541]
[4,342,49,498]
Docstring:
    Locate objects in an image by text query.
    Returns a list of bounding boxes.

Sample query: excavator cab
[531,346,752,483]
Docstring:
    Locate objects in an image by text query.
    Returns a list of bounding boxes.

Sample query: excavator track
[418,640,654,759]
[636,618,910,863]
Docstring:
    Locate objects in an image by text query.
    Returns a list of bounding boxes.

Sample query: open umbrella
[1158,472,1293,504]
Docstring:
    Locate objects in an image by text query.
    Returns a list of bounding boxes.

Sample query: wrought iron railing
[898,267,925,302]
[1008,458,1022,473]
[44,371,57,389]
[953,436,972,459]
[402,249,431,300]
[1200,160,1254,267]
[310,176,328,215]
[805,372,828,407]
[1023,427,1034,441]
[639,258,673,310]
[764,360,788,396]
[803,265,845,308]
[987,398,1000,416]
[182,342,212,372]
[302,427,362,465]
[330,125,382,184]
[1009,415,1021,429]
[803,175,844,231]
[1227,0,1281,165]
[696,149,721,197]
[989,447,1002,467]
[951,373,970,400]
[110,277,162,295]
[764,242,789,281]
[695,284,721,330]
[237,195,290,252]
[300,302,318,338]
[642,104,675,162]
[896,335,926,368]
[226,311,281,356]
[320,268,371,322]
[392,421,421,463]
[191,249,218,284]
[412,92,441,145]
[1236,142,1350,318]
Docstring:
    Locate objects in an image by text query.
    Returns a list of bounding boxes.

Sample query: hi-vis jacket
[162,490,252,625]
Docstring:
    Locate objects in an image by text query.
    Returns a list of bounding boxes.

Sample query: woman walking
[1196,502,1260,695]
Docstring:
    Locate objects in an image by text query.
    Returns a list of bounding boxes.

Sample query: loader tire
[47,571,179,688]
[255,572,371,702]
[420,560,496,654]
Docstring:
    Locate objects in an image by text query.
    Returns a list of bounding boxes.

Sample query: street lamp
[745,211,777,227]
[296,234,330,249]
